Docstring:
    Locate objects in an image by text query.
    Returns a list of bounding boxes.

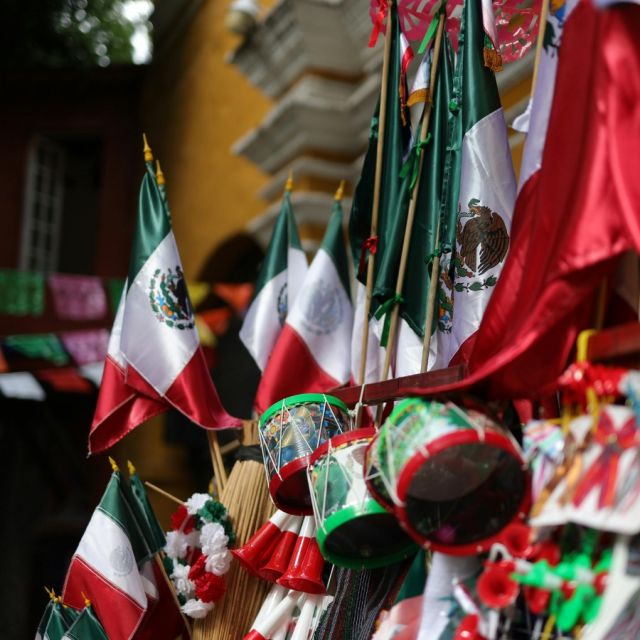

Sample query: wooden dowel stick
[421,251,441,372]
[530,0,550,98]
[207,430,228,492]
[358,4,394,386]
[381,13,446,385]
[144,481,184,506]
[154,554,193,638]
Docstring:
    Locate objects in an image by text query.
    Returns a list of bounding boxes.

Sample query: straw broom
[194,420,275,639]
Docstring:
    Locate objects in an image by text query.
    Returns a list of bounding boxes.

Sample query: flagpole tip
[285,169,294,193]
[108,456,119,473]
[334,180,346,201]
[127,460,137,476]
[44,586,56,601]
[81,592,91,607]
[155,160,165,187]
[142,133,154,163]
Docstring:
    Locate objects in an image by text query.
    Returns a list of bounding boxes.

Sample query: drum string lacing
[451,402,486,442]
[351,383,368,430]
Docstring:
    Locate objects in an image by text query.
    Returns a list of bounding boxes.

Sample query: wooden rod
[207,431,228,492]
[144,481,184,506]
[154,554,193,638]
[530,0,550,97]
[358,4,394,385]
[381,13,446,383]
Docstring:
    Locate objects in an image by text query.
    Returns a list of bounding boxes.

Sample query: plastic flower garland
[163,492,235,619]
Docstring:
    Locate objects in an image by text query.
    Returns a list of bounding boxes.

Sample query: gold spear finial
[108,456,119,473]
[81,592,91,607]
[155,160,165,187]
[143,133,153,163]
[285,169,294,193]
[334,180,346,201]
[127,460,137,476]
[44,586,56,601]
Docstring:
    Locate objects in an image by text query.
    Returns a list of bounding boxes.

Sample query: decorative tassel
[483,47,503,72]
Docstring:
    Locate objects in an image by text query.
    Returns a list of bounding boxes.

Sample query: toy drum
[376,398,530,555]
[364,431,395,513]
[259,394,350,515]
[308,428,417,569]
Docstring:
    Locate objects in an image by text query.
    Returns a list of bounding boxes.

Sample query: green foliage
[1,0,143,68]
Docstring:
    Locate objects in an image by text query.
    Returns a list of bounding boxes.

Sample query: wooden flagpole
[358,4,395,386]
[530,0,550,99]
[380,13,446,383]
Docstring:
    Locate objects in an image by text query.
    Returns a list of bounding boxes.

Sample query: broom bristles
[194,458,275,639]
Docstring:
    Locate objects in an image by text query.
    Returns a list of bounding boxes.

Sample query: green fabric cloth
[128,471,166,553]
[349,1,412,321]
[0,269,45,316]
[127,161,171,291]
[63,605,108,640]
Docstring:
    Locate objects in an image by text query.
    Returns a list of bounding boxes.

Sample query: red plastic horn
[260,516,303,582]
[232,510,292,576]
[277,517,326,594]
[477,562,519,609]
[454,614,487,640]
[501,522,533,559]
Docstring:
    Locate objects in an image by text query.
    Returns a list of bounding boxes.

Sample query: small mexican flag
[36,599,78,640]
[255,190,353,411]
[62,604,108,640]
[349,1,412,385]
[89,142,240,454]
[63,472,152,640]
[127,461,166,553]
[240,180,308,372]
[40,601,78,640]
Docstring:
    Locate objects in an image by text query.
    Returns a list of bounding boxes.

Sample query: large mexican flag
[240,185,308,372]
[433,0,516,368]
[63,472,152,640]
[255,195,353,411]
[89,155,240,454]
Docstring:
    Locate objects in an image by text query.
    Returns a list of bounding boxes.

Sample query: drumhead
[403,440,527,552]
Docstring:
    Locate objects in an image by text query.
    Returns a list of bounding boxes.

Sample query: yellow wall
[141,0,274,278]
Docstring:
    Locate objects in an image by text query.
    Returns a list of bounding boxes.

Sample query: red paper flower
[171,505,195,534]
[188,554,207,581]
[195,573,227,603]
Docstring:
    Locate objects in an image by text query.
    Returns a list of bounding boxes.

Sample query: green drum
[308,428,417,569]
[375,398,530,555]
[259,393,350,515]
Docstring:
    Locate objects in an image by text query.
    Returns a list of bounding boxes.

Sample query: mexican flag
[89,155,240,455]
[255,195,353,411]
[63,472,152,640]
[386,34,455,377]
[127,462,166,553]
[349,2,412,384]
[62,605,108,640]
[433,0,516,368]
[240,184,307,372]
[37,601,78,640]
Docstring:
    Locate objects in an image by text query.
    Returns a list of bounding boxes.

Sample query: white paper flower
[185,529,201,550]
[165,530,189,560]
[181,598,214,619]
[170,563,195,597]
[205,550,232,576]
[200,522,229,556]
[185,493,212,515]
